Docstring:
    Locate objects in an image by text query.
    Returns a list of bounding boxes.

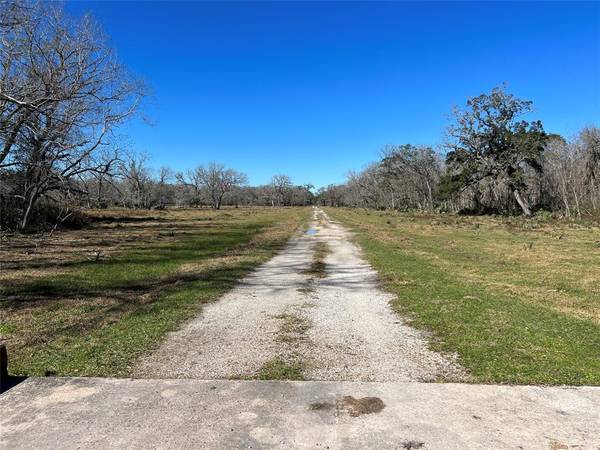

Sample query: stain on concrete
[401,441,425,449]
[309,401,334,411]
[549,440,569,450]
[337,396,385,417]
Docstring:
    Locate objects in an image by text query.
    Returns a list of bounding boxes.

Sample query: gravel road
[134,208,467,381]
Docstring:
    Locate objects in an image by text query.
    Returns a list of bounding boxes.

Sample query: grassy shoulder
[1,207,310,377]
[326,208,600,385]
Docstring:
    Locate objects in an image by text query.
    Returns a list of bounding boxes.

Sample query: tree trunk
[571,185,581,218]
[590,180,598,211]
[20,188,39,230]
[560,176,570,217]
[426,180,433,211]
[97,178,103,207]
[513,188,532,217]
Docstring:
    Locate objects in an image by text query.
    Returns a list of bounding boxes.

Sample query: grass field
[326,208,600,385]
[0,207,309,377]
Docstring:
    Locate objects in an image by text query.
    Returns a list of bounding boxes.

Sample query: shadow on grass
[1,208,311,377]
[1,222,290,375]
[8,258,267,377]
[1,224,276,307]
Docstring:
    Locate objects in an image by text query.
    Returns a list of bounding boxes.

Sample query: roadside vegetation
[0,207,310,377]
[259,308,312,380]
[327,208,600,385]
[274,312,311,344]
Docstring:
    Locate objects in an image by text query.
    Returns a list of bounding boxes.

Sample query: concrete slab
[1,377,598,449]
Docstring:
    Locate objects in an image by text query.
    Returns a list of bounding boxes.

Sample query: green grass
[1,207,310,377]
[327,208,600,385]
[255,356,305,381]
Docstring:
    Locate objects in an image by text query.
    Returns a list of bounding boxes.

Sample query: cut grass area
[1,207,310,377]
[255,356,305,381]
[327,208,600,385]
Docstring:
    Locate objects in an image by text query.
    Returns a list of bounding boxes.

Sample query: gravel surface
[134,208,467,381]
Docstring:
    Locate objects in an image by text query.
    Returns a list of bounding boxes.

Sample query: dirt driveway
[134,208,466,381]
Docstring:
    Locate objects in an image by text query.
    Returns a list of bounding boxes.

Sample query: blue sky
[67,1,600,188]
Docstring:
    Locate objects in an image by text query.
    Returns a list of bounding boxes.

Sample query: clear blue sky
[67,1,600,188]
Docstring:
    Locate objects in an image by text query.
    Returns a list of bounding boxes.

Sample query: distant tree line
[1,2,597,231]
[0,1,314,230]
[317,87,599,218]
[78,160,314,211]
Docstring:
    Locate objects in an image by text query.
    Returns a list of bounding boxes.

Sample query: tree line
[317,87,599,218]
[1,2,598,231]
[0,1,313,230]
[79,159,314,211]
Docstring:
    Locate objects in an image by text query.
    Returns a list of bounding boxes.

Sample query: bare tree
[270,174,293,206]
[380,144,443,211]
[543,128,600,217]
[120,153,152,209]
[581,126,600,212]
[317,184,346,207]
[194,162,247,209]
[155,166,173,209]
[176,168,203,206]
[0,1,145,228]
[81,149,123,208]
[345,166,387,209]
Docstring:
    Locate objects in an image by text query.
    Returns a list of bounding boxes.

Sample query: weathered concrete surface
[1,377,598,449]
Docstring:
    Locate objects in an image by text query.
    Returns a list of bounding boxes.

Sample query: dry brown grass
[1,207,300,277]
[0,206,310,376]
[273,312,311,343]
[340,210,600,323]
